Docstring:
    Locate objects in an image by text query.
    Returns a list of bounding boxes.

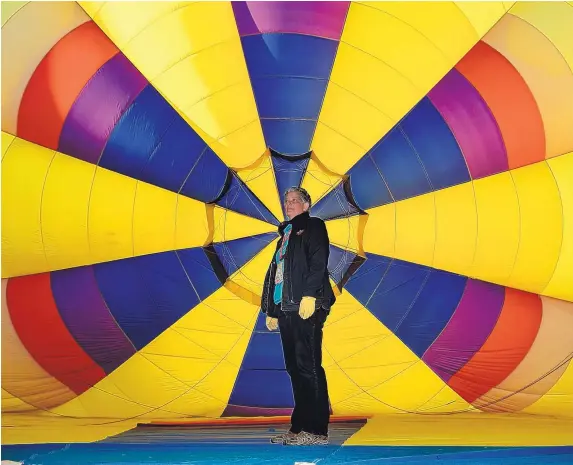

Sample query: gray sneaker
[270,430,299,444]
[284,431,329,445]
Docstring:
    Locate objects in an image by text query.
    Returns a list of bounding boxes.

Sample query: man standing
[261,187,336,446]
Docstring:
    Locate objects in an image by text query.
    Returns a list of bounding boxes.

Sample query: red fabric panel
[6,273,106,395]
[456,41,546,170]
[447,288,542,404]
[17,21,118,149]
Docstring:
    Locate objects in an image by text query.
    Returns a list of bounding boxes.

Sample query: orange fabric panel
[455,41,546,170]
[447,288,542,404]
[17,21,118,149]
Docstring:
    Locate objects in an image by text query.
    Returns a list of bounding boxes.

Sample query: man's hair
[284,186,312,209]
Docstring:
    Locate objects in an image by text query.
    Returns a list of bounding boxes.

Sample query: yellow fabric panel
[226,238,278,303]
[313,82,393,173]
[216,119,267,170]
[162,287,260,415]
[182,82,259,149]
[52,370,158,419]
[1,137,52,277]
[1,136,213,277]
[1,1,89,134]
[175,196,210,250]
[394,193,435,267]
[108,2,235,81]
[90,167,210,266]
[300,153,346,207]
[132,181,177,257]
[1,280,76,411]
[83,1,188,48]
[324,290,464,415]
[54,351,190,420]
[329,41,419,132]
[433,182,477,276]
[326,215,367,255]
[1,413,141,445]
[2,130,15,161]
[236,151,283,222]
[454,1,511,37]
[509,1,573,73]
[484,13,573,159]
[311,1,505,187]
[506,162,562,294]
[362,160,567,300]
[41,153,94,272]
[470,171,520,285]
[211,206,276,244]
[336,338,417,393]
[544,154,573,301]
[362,202,396,258]
[345,413,573,446]
[83,1,266,169]
[77,1,105,18]
[503,2,517,11]
[1,1,28,26]
[415,386,472,414]
[2,388,36,413]
[324,290,399,415]
[368,361,463,414]
[475,296,573,414]
[361,2,485,61]
[87,166,136,264]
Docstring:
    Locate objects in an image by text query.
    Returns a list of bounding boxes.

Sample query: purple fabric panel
[58,52,147,165]
[222,404,294,417]
[428,68,509,179]
[422,279,504,382]
[50,266,136,374]
[233,1,349,40]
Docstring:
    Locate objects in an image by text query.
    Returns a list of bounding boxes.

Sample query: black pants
[278,309,330,436]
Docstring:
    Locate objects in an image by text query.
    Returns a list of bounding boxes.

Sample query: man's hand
[299,296,316,319]
[266,316,278,331]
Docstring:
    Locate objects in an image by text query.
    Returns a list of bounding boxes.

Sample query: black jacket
[261,211,336,317]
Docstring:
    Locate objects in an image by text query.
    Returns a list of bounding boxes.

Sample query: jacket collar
[279,211,310,235]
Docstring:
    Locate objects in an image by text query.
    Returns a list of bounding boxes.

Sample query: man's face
[285,192,308,219]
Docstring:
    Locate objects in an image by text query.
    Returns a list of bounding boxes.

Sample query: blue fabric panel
[94,251,200,349]
[328,245,357,285]
[216,173,279,225]
[252,77,327,120]
[228,313,291,408]
[50,266,135,375]
[242,333,286,371]
[180,147,229,203]
[99,85,177,180]
[401,98,470,190]
[241,33,338,79]
[228,369,294,408]
[93,257,151,350]
[261,119,316,155]
[366,259,431,332]
[177,248,222,301]
[369,127,431,202]
[348,155,393,210]
[344,253,392,306]
[271,154,310,219]
[139,116,207,193]
[396,270,468,357]
[213,233,277,276]
[313,182,360,221]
